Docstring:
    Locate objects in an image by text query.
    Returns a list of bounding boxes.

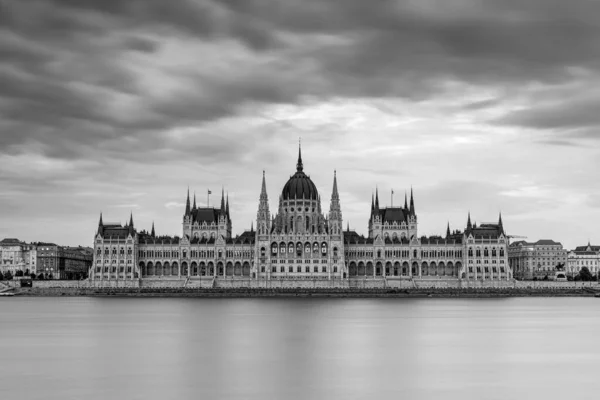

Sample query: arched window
[333,247,338,257]
[306,216,310,231]
[313,242,319,254]
[484,248,489,257]
[271,243,278,255]
[280,242,286,254]
[260,247,265,257]
[468,248,473,257]
[476,249,481,257]
[492,248,497,257]
[288,242,294,254]
[305,243,311,253]
[377,249,382,258]
[290,217,294,232]
[413,249,418,258]
[321,242,328,255]
[296,243,302,257]
[500,248,505,257]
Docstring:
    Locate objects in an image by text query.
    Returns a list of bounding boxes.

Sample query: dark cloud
[2,0,600,162]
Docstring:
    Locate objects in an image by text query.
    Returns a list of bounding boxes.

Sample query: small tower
[256,170,271,237]
[328,170,343,236]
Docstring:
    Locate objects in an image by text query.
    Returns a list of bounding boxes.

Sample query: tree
[4,271,13,280]
[37,273,45,280]
[0,271,4,281]
[580,267,593,281]
[30,273,36,279]
[15,270,24,277]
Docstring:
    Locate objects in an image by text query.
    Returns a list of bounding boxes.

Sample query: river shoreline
[6,287,599,298]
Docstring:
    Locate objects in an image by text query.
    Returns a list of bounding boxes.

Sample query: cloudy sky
[1,0,599,249]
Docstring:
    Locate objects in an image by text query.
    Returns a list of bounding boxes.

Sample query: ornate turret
[128,212,135,235]
[257,170,270,236]
[467,212,472,231]
[220,188,225,216]
[328,170,342,235]
[409,187,415,216]
[192,192,197,211]
[404,191,408,210]
[446,222,451,238]
[498,212,504,234]
[151,221,155,237]
[226,193,230,219]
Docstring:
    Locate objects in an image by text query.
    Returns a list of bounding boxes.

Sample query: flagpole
[207,189,210,207]
[391,189,394,207]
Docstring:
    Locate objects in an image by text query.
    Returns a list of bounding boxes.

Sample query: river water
[0,297,598,399]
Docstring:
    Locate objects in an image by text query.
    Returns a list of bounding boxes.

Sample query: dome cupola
[281,144,319,200]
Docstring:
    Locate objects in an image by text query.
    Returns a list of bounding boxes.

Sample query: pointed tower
[128,212,135,236]
[151,222,155,238]
[193,192,197,211]
[185,188,191,216]
[404,191,408,210]
[375,187,380,212]
[226,193,230,219]
[220,188,225,215]
[467,212,472,231]
[498,212,504,235]
[409,187,415,216]
[328,170,343,236]
[97,212,104,236]
[256,170,271,237]
[446,222,451,238]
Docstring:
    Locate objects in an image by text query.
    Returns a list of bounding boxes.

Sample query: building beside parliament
[90,146,511,283]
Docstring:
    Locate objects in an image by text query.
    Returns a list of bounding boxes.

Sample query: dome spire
[296,138,303,172]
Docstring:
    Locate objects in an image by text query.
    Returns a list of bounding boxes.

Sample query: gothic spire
[260,170,268,200]
[226,192,230,218]
[446,222,451,238]
[404,191,408,210]
[498,212,504,234]
[375,187,379,210]
[409,187,415,215]
[220,187,225,215]
[98,212,103,227]
[371,193,374,213]
[331,170,339,200]
[151,221,155,237]
[193,192,197,210]
[467,212,472,231]
[347,221,350,232]
[185,188,191,215]
[251,221,254,232]
[296,139,303,172]
[129,212,134,228]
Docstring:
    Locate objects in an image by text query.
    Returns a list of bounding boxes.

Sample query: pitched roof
[192,207,222,224]
[377,207,408,223]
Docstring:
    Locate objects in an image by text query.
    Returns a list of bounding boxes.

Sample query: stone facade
[90,146,512,283]
[508,240,567,280]
[566,243,600,278]
[0,238,36,275]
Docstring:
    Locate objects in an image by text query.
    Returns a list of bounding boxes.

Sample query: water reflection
[0,297,598,400]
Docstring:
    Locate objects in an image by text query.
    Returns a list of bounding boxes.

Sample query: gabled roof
[574,245,600,252]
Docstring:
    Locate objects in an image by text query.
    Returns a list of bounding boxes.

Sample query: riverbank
[7,287,600,298]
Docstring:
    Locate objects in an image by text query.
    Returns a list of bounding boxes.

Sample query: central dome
[281,145,319,200]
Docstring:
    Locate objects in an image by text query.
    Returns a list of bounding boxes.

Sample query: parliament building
[90,146,511,283]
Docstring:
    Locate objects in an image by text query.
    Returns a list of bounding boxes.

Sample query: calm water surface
[0,297,598,400]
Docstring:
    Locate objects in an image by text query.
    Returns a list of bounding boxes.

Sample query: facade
[0,238,37,275]
[508,240,567,280]
[567,243,600,278]
[90,146,512,282]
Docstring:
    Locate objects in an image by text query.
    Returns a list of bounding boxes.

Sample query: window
[272,266,276,272]
[322,266,327,273]
[305,266,310,273]
[314,266,318,273]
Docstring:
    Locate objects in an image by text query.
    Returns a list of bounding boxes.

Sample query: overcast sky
[1,0,599,250]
